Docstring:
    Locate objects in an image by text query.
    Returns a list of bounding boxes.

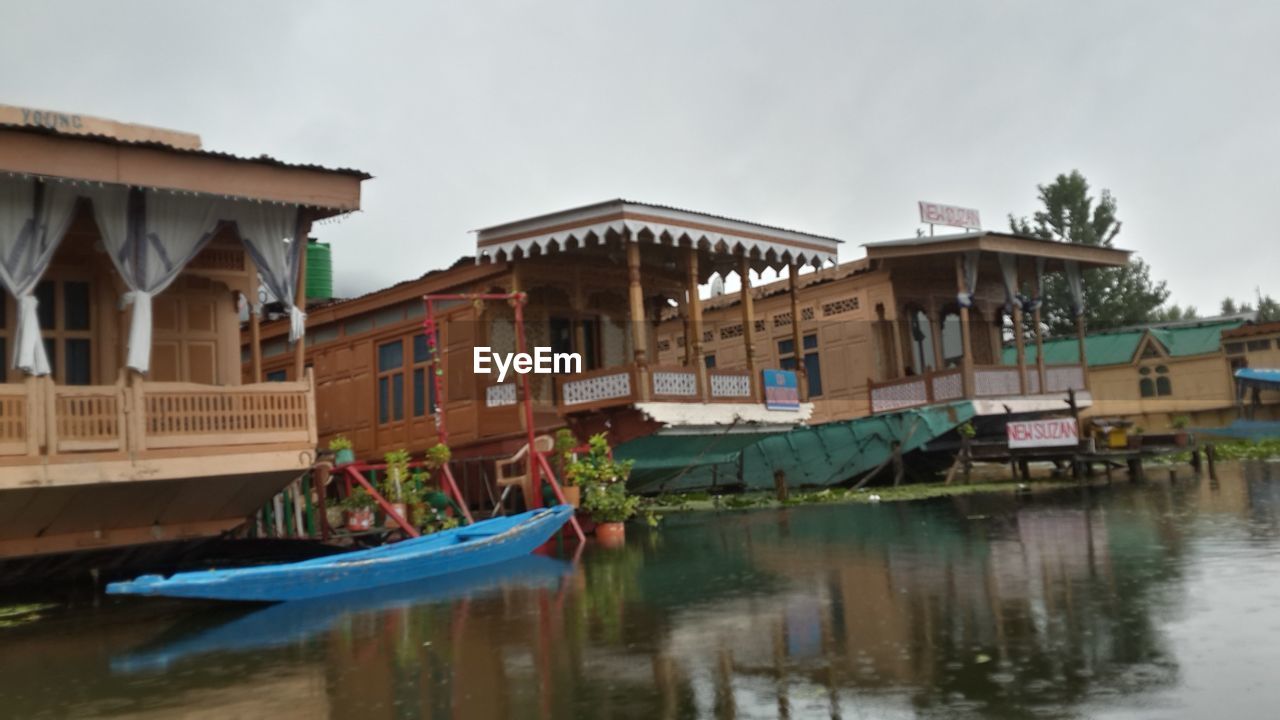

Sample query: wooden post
[1033,270,1046,395]
[686,246,707,397]
[788,262,808,401]
[249,299,263,383]
[739,254,758,401]
[293,214,313,381]
[1013,271,1027,395]
[891,441,904,486]
[773,469,789,502]
[314,461,331,541]
[955,256,975,397]
[626,239,650,401]
[1206,443,1218,481]
[1075,309,1088,390]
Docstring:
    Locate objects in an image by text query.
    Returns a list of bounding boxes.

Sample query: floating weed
[0,603,56,629]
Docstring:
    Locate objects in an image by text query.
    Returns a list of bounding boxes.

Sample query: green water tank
[305,238,333,301]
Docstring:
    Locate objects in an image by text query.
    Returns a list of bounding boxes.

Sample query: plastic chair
[496,435,554,511]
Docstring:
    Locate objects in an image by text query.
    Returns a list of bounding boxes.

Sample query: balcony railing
[0,373,316,459]
[868,363,1087,414]
[480,364,763,414]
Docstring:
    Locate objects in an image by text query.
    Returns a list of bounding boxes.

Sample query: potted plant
[581,481,641,546]
[341,487,377,531]
[564,433,634,509]
[424,442,452,471]
[554,428,582,507]
[1170,416,1191,446]
[1128,426,1145,450]
[382,448,412,527]
[328,435,355,466]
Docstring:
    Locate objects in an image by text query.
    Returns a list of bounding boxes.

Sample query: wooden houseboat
[252,200,842,471]
[0,107,366,564]
[655,231,1131,424]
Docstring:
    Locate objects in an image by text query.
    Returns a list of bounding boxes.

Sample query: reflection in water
[6,461,1280,718]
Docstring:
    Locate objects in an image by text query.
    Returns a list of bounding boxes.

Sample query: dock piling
[1206,444,1218,481]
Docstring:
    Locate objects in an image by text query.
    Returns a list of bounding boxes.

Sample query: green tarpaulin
[618,401,975,494]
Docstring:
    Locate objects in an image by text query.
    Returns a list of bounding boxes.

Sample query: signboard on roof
[918,201,982,230]
[1006,417,1079,449]
[762,369,799,411]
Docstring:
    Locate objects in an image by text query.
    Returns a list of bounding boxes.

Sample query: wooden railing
[0,373,316,459]
[868,363,1088,414]
[551,364,761,413]
[556,365,639,413]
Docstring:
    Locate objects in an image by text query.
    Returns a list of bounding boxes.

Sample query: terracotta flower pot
[561,485,581,508]
[346,508,374,532]
[595,521,626,546]
[385,503,409,528]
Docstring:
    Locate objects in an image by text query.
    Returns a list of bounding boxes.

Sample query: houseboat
[253,200,841,471]
[0,106,366,568]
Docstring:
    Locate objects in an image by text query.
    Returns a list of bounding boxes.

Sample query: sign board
[762,369,799,411]
[0,104,202,150]
[1006,417,1079,450]
[918,201,981,230]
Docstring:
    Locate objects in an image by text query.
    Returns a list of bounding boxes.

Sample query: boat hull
[106,506,574,603]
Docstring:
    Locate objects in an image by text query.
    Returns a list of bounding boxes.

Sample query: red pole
[347,466,419,537]
[513,293,543,509]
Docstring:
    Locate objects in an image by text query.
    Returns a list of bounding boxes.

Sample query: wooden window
[779,333,822,397]
[1225,342,1246,355]
[411,334,438,418]
[704,354,716,369]
[1247,339,1272,352]
[1140,377,1155,397]
[37,278,94,385]
[377,340,405,425]
[265,369,288,382]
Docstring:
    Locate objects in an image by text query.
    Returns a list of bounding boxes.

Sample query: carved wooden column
[739,254,758,401]
[789,262,808,402]
[1013,264,1027,395]
[1034,270,1046,394]
[249,297,263,383]
[686,246,707,397]
[627,239,650,400]
[955,256,974,397]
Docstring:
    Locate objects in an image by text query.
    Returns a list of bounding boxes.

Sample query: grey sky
[3,1,1276,311]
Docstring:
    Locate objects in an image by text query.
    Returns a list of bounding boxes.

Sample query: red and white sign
[1006,417,1079,449]
[919,201,982,230]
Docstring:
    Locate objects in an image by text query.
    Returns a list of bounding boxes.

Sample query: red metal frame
[422,291,585,544]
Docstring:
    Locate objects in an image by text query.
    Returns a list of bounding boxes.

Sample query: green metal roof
[1003,318,1245,367]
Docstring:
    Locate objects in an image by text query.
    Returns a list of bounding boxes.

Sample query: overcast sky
[3,1,1276,311]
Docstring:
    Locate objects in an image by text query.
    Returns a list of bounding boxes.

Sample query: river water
[5,461,1280,719]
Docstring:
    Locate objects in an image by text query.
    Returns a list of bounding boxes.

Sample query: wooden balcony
[0,373,316,470]
[868,364,1087,414]
[481,364,759,415]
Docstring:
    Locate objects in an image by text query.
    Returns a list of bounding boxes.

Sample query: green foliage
[382,448,412,501]
[1152,304,1199,323]
[424,442,451,470]
[1170,415,1190,430]
[957,421,977,439]
[341,487,377,511]
[1009,170,1169,335]
[581,481,641,523]
[563,433,634,488]
[1221,291,1280,322]
[327,435,353,451]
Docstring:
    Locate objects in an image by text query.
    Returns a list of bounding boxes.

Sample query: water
[6,462,1280,718]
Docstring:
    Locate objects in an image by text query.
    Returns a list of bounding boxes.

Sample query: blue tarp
[1235,368,1280,387]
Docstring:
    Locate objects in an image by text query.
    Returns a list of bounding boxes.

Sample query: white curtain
[956,250,980,308]
[1064,260,1085,317]
[228,203,305,342]
[87,187,222,373]
[0,176,81,375]
[997,252,1021,313]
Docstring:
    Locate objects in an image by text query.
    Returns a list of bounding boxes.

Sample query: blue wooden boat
[111,555,573,673]
[106,506,574,603]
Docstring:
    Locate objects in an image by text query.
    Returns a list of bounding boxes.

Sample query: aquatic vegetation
[0,603,55,629]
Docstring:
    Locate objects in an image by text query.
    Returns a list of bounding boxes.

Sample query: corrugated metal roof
[1003,318,1245,367]
[0,122,372,179]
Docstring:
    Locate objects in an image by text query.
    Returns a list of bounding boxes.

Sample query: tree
[1152,304,1199,323]
[1221,291,1280,321]
[1009,170,1169,336]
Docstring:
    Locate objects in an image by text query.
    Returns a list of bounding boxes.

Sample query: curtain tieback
[288,305,307,343]
[14,293,52,376]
